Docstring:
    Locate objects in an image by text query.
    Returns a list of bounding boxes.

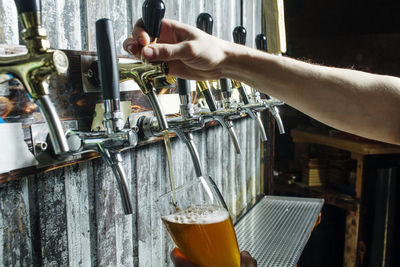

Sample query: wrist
[219,42,247,79]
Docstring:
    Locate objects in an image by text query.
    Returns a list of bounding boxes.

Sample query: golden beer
[162,205,241,267]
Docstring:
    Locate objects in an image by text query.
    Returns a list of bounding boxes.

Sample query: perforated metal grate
[235,196,324,267]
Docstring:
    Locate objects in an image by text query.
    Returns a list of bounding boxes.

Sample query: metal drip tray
[235,195,324,267]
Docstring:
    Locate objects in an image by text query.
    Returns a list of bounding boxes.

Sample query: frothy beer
[162,205,240,267]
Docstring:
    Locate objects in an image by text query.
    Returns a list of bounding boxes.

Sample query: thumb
[142,42,189,62]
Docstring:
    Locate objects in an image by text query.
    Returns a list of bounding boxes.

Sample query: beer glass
[157,176,241,267]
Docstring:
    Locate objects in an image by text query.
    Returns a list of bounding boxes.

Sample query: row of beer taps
[0,0,285,215]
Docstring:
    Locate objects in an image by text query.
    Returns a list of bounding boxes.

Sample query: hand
[123,18,231,80]
[170,248,257,267]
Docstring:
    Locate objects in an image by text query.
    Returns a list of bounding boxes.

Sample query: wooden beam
[262,0,287,54]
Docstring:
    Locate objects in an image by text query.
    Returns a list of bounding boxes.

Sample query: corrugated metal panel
[0,119,261,266]
[0,177,32,266]
[64,163,92,267]
[41,0,83,50]
[243,0,262,48]
[0,0,19,45]
[0,1,264,266]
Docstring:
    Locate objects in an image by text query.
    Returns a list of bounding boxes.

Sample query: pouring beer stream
[141,0,177,198]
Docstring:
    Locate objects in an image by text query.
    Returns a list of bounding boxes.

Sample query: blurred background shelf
[274,182,357,211]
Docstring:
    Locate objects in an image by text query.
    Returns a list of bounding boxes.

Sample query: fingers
[124,18,199,56]
[123,18,151,57]
[170,248,199,267]
[142,42,191,62]
[122,38,139,57]
[240,251,258,267]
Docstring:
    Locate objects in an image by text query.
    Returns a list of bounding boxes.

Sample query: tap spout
[0,1,71,156]
[98,146,133,214]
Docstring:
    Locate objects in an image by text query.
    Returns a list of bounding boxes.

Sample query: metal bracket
[80,55,141,93]
[31,120,80,167]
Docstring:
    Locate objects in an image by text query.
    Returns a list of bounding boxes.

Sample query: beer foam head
[163,205,229,224]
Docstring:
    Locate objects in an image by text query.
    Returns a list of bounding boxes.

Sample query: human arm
[123,19,400,145]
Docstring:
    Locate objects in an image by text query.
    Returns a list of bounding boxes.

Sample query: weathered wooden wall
[0,119,261,266]
[0,0,263,266]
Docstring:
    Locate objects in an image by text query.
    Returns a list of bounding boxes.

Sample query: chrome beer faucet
[67,19,136,215]
[138,78,205,178]
[196,13,242,154]
[0,0,70,156]
[255,33,285,134]
[231,26,268,141]
[85,1,177,193]
[174,78,204,177]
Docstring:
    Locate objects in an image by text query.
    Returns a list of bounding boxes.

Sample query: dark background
[276,1,400,266]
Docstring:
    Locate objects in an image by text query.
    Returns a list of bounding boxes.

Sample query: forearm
[222,43,400,144]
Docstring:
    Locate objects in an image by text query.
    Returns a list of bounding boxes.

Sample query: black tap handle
[238,86,250,104]
[14,0,40,14]
[142,0,165,40]
[256,33,267,52]
[220,78,231,96]
[196,13,213,35]
[233,26,246,45]
[177,78,190,96]
[203,90,217,111]
[95,18,120,101]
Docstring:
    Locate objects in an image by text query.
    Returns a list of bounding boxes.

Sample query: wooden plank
[291,128,400,155]
[65,163,92,267]
[343,153,364,267]
[130,151,139,265]
[255,114,262,195]
[179,0,203,26]
[0,0,19,45]
[36,168,69,266]
[247,117,258,203]
[165,0,182,21]
[93,157,117,267]
[264,112,275,194]
[85,0,110,51]
[136,143,153,266]
[204,0,241,41]
[130,0,142,29]
[151,143,170,267]
[236,117,247,214]
[227,118,237,215]
[344,209,360,267]
[41,0,82,50]
[243,0,263,48]
[262,0,287,54]
[0,178,32,266]
[110,0,129,55]
[58,0,83,50]
[41,0,60,49]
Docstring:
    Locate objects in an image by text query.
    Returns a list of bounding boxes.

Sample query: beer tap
[139,78,205,178]
[0,0,70,156]
[255,33,285,134]
[232,26,268,141]
[85,0,178,192]
[175,78,204,177]
[196,13,241,154]
[67,19,136,215]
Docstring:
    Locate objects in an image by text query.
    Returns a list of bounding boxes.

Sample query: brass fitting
[119,60,168,95]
